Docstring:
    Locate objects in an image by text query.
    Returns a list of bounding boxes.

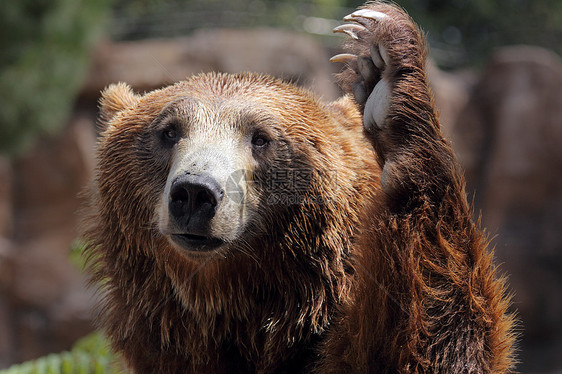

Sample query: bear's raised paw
[331,3,427,134]
[331,2,438,175]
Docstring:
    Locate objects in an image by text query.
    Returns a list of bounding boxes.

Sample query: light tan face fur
[155,98,264,253]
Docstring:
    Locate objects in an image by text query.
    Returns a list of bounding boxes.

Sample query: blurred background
[0,0,561,372]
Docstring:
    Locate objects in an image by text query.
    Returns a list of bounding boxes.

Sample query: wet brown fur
[83,2,515,373]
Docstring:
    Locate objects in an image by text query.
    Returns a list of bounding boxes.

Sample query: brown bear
[83,2,516,373]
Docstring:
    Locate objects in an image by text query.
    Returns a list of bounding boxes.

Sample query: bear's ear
[98,82,140,126]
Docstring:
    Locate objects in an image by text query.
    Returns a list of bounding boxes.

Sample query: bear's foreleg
[323,3,515,373]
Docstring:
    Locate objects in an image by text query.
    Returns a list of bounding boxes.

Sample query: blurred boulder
[13,116,95,240]
[83,28,339,101]
[451,45,562,372]
[0,113,98,366]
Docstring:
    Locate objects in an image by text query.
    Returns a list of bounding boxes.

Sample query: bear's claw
[333,24,366,40]
[329,53,359,74]
[343,9,388,23]
[329,53,357,64]
[332,10,392,131]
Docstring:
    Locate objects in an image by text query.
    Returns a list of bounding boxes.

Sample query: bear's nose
[169,174,224,231]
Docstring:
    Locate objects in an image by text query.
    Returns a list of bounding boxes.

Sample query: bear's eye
[163,128,177,140]
[251,133,269,148]
[160,125,180,145]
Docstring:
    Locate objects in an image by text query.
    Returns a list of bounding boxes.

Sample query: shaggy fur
[83,2,515,373]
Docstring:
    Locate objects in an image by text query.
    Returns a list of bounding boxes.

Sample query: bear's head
[87,73,382,343]
[95,73,374,263]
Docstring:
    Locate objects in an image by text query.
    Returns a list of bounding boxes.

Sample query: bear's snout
[167,173,225,250]
[169,173,224,228]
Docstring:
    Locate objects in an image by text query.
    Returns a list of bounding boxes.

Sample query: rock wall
[82,28,339,101]
[0,113,97,367]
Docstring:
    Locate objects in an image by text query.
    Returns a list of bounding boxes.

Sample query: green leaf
[0,332,117,374]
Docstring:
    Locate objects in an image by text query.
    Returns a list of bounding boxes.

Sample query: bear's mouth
[170,233,224,252]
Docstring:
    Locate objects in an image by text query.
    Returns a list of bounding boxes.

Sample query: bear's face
[96,73,346,260]
[152,95,287,253]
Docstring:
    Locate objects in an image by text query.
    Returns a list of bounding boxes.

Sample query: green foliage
[109,0,352,40]
[393,0,562,68]
[69,239,90,271]
[0,332,119,374]
[0,0,112,156]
